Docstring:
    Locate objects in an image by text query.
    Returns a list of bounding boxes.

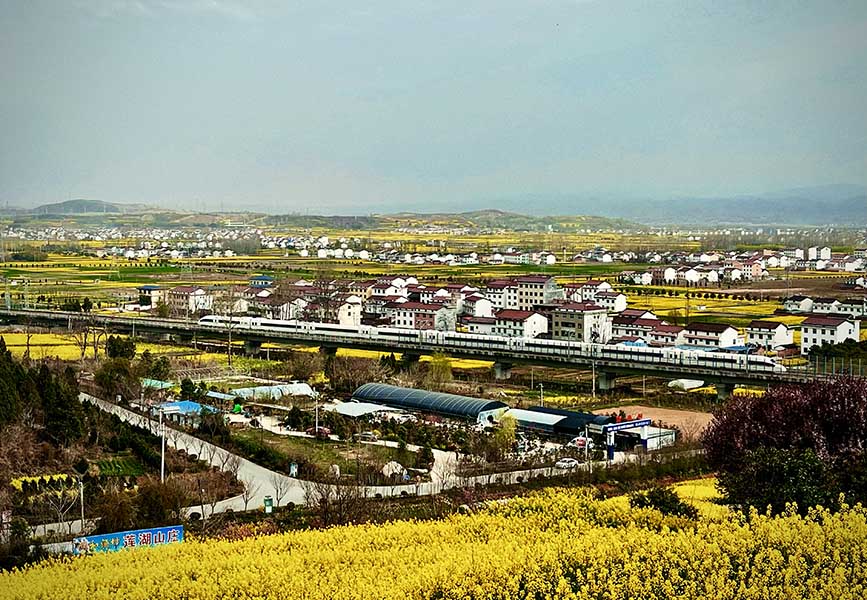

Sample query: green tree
[629,486,698,519]
[82,296,93,312]
[40,364,84,446]
[416,446,435,468]
[717,447,833,515]
[95,358,136,403]
[61,298,82,312]
[424,353,453,389]
[489,414,517,461]
[106,335,136,360]
[155,301,170,318]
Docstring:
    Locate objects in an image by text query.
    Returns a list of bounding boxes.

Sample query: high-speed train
[197,315,786,373]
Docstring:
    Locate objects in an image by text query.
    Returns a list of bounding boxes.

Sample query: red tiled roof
[801,316,849,327]
[747,320,785,330]
[685,322,735,333]
[463,316,496,324]
[495,309,537,321]
[553,302,605,312]
[390,302,443,312]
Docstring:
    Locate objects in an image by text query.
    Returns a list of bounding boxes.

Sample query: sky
[1,0,866,214]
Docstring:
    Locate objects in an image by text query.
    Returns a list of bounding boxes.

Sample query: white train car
[194,316,786,374]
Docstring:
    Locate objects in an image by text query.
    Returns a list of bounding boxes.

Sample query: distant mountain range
[6,183,865,226]
[483,184,867,226]
[25,199,148,215]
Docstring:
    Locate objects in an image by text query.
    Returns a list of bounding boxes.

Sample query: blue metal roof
[352,383,507,420]
[141,378,174,390]
[159,401,217,416]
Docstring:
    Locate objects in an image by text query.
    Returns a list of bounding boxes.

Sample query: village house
[514,275,562,310]
[137,284,165,307]
[462,293,494,317]
[167,286,214,315]
[385,302,454,331]
[783,295,814,313]
[683,322,741,348]
[462,315,496,335]
[593,291,628,313]
[493,310,548,338]
[249,274,274,288]
[811,297,841,314]
[745,320,794,349]
[800,316,860,353]
[836,298,866,317]
[611,316,661,340]
[550,303,611,343]
[647,324,686,346]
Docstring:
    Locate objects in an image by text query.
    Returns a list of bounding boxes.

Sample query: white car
[566,436,594,449]
[555,457,581,469]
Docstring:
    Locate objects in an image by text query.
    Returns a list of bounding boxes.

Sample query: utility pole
[539,383,544,407]
[79,477,85,525]
[160,407,166,483]
[591,361,596,399]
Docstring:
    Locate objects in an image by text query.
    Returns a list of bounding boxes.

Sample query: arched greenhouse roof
[352,383,507,421]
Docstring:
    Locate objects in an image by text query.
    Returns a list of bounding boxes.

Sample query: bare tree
[240,476,260,512]
[201,441,219,467]
[431,450,456,494]
[327,356,389,393]
[91,323,109,359]
[165,427,181,450]
[220,452,241,478]
[307,267,340,323]
[67,319,92,362]
[270,473,290,508]
[213,285,244,366]
[204,481,222,520]
[22,318,34,363]
[301,478,367,527]
[41,479,79,535]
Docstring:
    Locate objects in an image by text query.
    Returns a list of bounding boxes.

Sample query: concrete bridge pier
[597,371,617,392]
[716,382,735,401]
[493,362,512,380]
[244,340,262,356]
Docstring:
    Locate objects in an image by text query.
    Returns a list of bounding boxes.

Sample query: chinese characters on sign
[72,525,184,555]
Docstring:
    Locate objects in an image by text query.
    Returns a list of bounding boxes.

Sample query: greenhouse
[351,383,508,424]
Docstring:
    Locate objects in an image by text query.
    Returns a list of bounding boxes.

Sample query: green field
[233,430,412,476]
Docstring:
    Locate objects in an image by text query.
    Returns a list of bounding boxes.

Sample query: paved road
[33,394,627,543]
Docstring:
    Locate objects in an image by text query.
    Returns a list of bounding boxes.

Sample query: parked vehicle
[354,431,378,442]
[554,457,581,469]
[305,426,332,439]
[566,436,594,449]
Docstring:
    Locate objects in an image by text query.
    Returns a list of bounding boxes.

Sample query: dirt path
[592,404,713,438]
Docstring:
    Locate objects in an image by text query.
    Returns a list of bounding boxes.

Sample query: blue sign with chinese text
[72,525,184,555]
[603,419,652,433]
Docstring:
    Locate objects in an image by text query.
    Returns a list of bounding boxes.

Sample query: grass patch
[233,430,412,475]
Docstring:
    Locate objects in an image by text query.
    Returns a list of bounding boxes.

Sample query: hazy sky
[2,0,866,214]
